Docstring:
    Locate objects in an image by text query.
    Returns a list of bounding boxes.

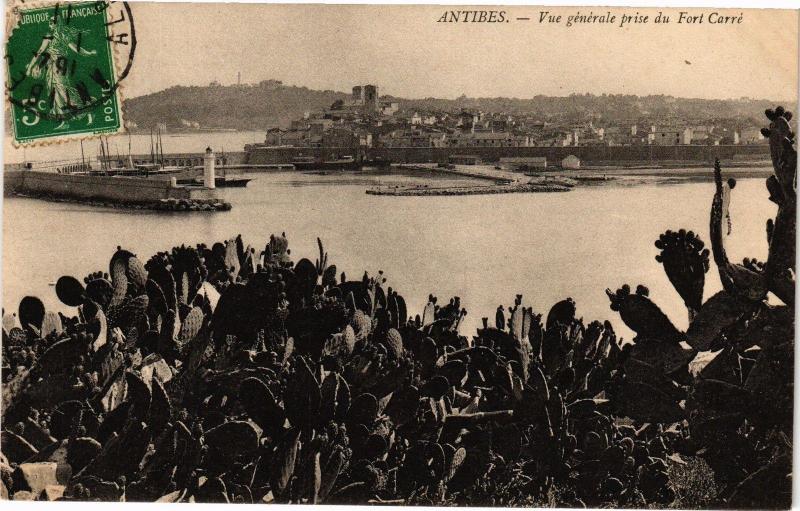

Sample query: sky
[123,4,798,101]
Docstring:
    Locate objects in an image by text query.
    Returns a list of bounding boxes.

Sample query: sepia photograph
[1,2,797,508]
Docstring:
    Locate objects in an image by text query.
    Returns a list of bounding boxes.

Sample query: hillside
[123,80,782,131]
[393,95,777,127]
[124,80,348,131]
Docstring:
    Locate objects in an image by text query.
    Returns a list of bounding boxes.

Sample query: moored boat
[176,176,252,187]
[292,155,360,171]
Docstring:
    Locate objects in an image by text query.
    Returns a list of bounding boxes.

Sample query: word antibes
[437,10,508,23]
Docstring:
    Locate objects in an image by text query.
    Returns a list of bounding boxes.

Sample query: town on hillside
[253,84,768,153]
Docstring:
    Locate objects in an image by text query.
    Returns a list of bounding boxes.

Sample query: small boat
[573,175,615,183]
[362,157,392,168]
[292,155,360,171]
[176,176,252,187]
[217,177,251,187]
[291,156,317,170]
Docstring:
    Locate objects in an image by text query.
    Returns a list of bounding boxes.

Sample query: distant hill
[124,80,348,131]
[123,80,783,132]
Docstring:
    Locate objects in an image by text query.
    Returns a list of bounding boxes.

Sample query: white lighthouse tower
[203,147,216,189]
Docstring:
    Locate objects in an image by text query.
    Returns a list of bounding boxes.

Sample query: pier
[3,147,234,211]
[366,182,572,196]
[396,163,520,183]
[4,167,231,212]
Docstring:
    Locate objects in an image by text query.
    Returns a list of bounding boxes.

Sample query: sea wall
[243,144,770,165]
[101,151,248,168]
[125,144,770,167]
[4,170,196,202]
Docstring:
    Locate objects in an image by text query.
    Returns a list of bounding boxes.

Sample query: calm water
[2,172,775,340]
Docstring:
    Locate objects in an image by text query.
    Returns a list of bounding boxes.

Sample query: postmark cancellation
[5,0,136,145]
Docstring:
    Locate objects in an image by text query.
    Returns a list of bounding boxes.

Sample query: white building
[561,155,581,170]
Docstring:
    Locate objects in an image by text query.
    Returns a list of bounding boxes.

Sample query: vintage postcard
[1,3,797,508]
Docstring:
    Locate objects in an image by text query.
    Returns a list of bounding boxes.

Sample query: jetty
[4,148,232,212]
[396,163,520,183]
[367,181,572,197]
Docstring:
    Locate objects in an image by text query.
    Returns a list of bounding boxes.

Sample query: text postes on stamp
[5,1,136,144]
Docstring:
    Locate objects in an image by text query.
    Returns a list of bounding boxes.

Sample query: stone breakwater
[6,190,232,212]
[3,171,231,212]
[0,109,793,507]
[366,183,572,196]
[153,198,232,212]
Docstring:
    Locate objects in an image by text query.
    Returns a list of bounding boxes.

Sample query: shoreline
[579,159,771,170]
[541,165,772,180]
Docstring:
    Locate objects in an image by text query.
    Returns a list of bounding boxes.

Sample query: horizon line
[128,81,795,105]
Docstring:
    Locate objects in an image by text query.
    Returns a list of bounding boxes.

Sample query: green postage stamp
[5,1,136,144]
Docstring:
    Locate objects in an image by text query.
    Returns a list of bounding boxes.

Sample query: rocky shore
[0,108,794,507]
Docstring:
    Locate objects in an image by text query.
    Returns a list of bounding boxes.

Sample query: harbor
[3,146,775,210]
[2,122,775,214]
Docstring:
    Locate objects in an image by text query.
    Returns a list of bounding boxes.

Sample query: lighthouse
[203,147,216,189]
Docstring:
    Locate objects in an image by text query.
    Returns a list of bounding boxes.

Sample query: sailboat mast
[150,129,154,164]
[158,127,164,165]
[80,140,85,171]
[221,145,226,178]
[105,137,111,168]
[127,130,134,169]
[99,140,106,173]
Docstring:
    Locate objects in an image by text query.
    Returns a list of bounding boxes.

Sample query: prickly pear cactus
[654,229,709,320]
[600,107,796,508]
[40,310,63,338]
[109,254,129,309]
[178,306,204,345]
[85,271,114,310]
[265,233,292,266]
[350,310,372,342]
[384,328,403,359]
[605,284,681,341]
[224,238,241,280]
[55,275,86,307]
[761,106,796,305]
[126,256,149,290]
[710,160,768,301]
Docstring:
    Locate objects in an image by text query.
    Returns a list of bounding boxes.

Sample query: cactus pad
[655,229,710,317]
[56,276,86,307]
